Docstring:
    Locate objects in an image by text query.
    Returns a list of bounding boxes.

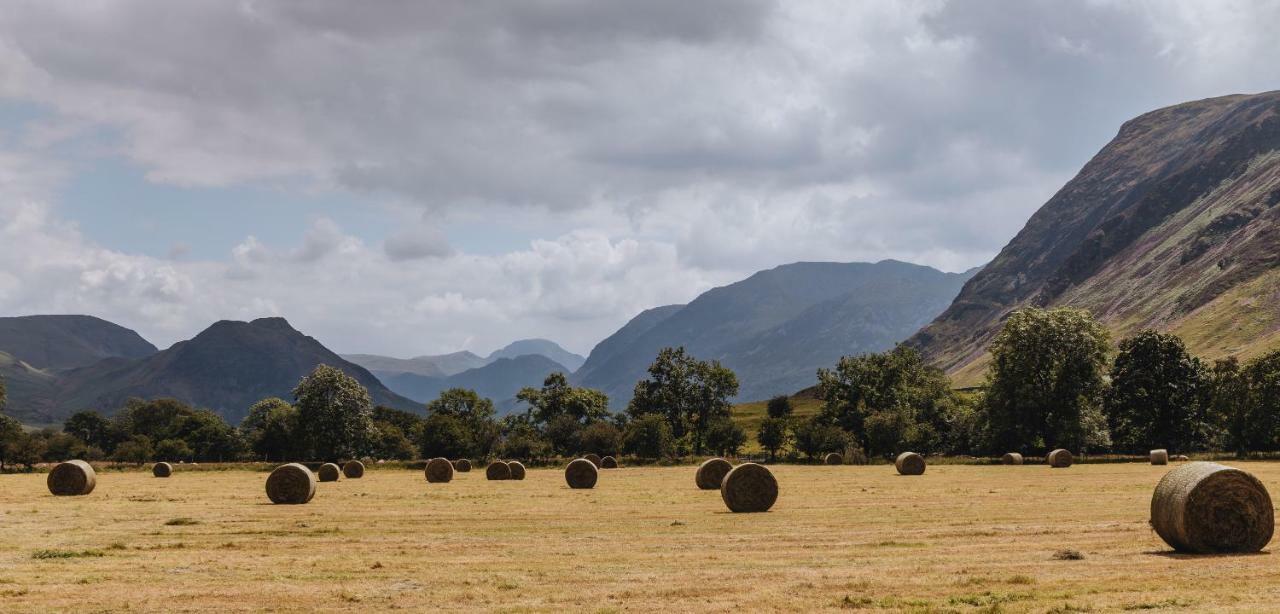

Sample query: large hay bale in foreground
[317,463,341,482]
[342,460,365,478]
[266,463,317,504]
[152,462,173,478]
[425,457,454,483]
[48,460,96,496]
[695,458,733,490]
[565,458,598,489]
[1151,462,1274,553]
[601,456,619,469]
[720,463,778,513]
[1001,452,1023,465]
[895,452,926,476]
[583,453,602,468]
[452,459,472,472]
[1047,449,1073,468]
[1150,449,1169,466]
[507,461,526,480]
[824,452,843,465]
[486,460,512,480]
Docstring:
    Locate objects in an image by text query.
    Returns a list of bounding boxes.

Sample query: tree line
[3,305,1276,470]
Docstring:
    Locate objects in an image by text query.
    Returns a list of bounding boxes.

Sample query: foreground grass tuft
[31,549,105,560]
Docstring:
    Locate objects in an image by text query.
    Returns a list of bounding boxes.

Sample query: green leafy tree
[241,398,298,461]
[704,416,747,456]
[817,345,952,457]
[40,430,89,462]
[370,422,416,460]
[578,420,622,456]
[517,373,610,425]
[1216,351,1280,455]
[64,410,120,454]
[10,433,46,470]
[373,406,423,436]
[627,347,739,455]
[1104,330,1212,453]
[756,416,790,462]
[0,413,24,471]
[426,388,501,459]
[621,413,674,459]
[766,395,792,419]
[499,416,552,461]
[293,365,376,461]
[1209,357,1251,454]
[112,435,153,465]
[418,412,472,459]
[982,308,1111,454]
[154,438,194,462]
[792,416,849,460]
[543,414,583,456]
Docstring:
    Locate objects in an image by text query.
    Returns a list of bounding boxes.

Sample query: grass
[730,396,824,452]
[0,463,1275,611]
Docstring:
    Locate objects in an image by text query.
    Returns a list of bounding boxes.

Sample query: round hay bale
[47,460,96,496]
[1001,452,1024,465]
[824,452,843,465]
[266,463,316,504]
[507,461,526,480]
[1151,462,1273,553]
[486,460,512,480]
[152,462,173,478]
[342,460,365,478]
[695,457,733,490]
[1175,454,1190,462]
[425,457,454,483]
[317,463,341,482]
[601,455,619,469]
[565,458,598,489]
[895,452,926,476]
[452,459,472,472]
[1150,449,1169,466]
[720,463,778,513]
[583,453,602,468]
[1047,449,1074,468]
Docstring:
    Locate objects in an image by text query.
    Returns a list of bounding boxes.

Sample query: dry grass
[3,463,1280,612]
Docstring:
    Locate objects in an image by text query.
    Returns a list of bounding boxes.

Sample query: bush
[154,438,194,462]
[704,416,747,456]
[792,417,848,460]
[578,420,622,456]
[418,412,471,460]
[757,417,790,461]
[622,414,674,459]
[112,435,154,465]
[766,395,792,419]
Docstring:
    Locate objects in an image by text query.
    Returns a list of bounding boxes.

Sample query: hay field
[2,463,1280,612]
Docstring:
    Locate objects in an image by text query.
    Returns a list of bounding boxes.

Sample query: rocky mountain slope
[909,91,1280,383]
[382,354,569,413]
[0,315,157,370]
[576,260,975,407]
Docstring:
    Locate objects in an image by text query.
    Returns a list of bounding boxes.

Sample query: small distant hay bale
[695,458,733,490]
[507,461,526,480]
[1150,449,1169,466]
[1001,452,1024,465]
[1047,449,1073,468]
[1150,462,1273,553]
[720,463,778,513]
[425,457,454,483]
[152,462,173,478]
[486,460,512,480]
[565,458,598,489]
[47,460,96,496]
[583,453,602,468]
[317,463,341,482]
[1174,454,1190,461]
[452,459,472,472]
[601,455,619,469]
[824,452,843,465]
[895,452,926,476]
[342,460,365,478]
[266,463,316,504]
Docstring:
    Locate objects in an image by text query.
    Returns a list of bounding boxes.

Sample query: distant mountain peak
[486,338,585,372]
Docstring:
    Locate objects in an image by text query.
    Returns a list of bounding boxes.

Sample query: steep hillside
[486,339,585,373]
[910,91,1280,383]
[0,315,157,370]
[382,354,569,414]
[52,317,417,423]
[576,260,974,407]
[0,351,59,424]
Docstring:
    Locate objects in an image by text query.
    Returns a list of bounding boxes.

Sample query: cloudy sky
[1,1,1278,357]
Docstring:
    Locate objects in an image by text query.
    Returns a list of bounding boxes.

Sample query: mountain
[47,317,418,424]
[486,339,585,372]
[341,351,486,379]
[0,315,157,370]
[909,91,1280,384]
[381,354,569,413]
[0,351,59,424]
[575,260,975,407]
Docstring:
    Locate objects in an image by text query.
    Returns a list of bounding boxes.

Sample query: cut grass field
[3,462,1280,612]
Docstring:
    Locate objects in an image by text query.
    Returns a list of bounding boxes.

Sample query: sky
[1,1,1279,357]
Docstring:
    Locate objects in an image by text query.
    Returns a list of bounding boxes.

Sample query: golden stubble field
[2,462,1280,613]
